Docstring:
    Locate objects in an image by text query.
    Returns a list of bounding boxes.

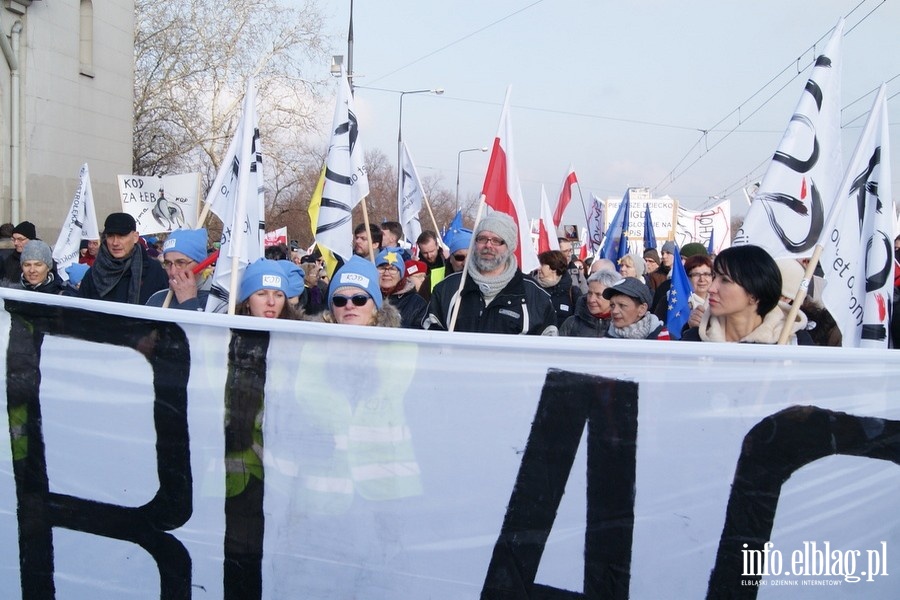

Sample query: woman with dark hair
[535,249,581,328]
[681,245,812,344]
[684,254,714,330]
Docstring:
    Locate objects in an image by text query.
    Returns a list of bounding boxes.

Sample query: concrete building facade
[0,0,133,241]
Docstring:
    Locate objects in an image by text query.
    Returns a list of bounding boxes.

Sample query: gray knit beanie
[21,240,53,267]
[475,212,518,253]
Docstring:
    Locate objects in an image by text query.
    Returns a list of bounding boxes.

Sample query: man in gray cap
[79,212,168,304]
[423,211,557,335]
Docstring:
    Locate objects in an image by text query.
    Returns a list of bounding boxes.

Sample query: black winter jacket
[423,270,557,335]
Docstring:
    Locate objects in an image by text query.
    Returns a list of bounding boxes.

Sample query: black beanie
[12,221,36,240]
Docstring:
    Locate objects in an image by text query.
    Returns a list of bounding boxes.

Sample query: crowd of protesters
[1,211,898,347]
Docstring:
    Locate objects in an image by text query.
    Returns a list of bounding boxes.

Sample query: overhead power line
[651,0,886,196]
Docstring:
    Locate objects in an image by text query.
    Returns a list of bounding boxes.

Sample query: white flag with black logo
[52,163,100,280]
[205,79,266,313]
[733,19,844,259]
[398,141,424,244]
[821,84,893,347]
[315,75,370,262]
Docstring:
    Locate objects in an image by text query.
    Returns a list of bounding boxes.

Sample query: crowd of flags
[49,20,896,345]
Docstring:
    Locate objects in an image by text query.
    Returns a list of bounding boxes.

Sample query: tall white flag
[52,163,99,280]
[315,75,370,261]
[205,79,266,313]
[733,19,844,259]
[820,84,893,347]
[398,141,424,244]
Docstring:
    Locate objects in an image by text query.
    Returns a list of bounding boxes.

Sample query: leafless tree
[133,0,330,200]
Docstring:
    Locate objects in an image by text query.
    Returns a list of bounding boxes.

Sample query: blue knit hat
[163,228,208,263]
[239,259,287,302]
[328,255,382,309]
[65,263,90,285]
[375,247,405,274]
[278,260,304,298]
[447,228,473,254]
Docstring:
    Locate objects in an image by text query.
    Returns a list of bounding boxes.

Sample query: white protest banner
[586,193,605,254]
[117,173,201,235]
[2,287,900,599]
[677,199,732,253]
[605,189,676,250]
[52,163,100,279]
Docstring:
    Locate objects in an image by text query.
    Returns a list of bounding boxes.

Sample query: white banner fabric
[1,288,900,599]
[117,173,201,235]
[677,200,733,253]
[605,195,676,248]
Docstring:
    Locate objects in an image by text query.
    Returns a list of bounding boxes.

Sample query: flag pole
[777,248,821,345]
[360,197,376,263]
[447,195,486,332]
[669,198,678,240]
[574,180,589,233]
[423,192,442,239]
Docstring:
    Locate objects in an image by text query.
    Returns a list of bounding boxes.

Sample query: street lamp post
[397,88,443,213]
[456,147,488,212]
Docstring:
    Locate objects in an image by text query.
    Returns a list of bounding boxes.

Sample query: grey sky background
[307,0,899,227]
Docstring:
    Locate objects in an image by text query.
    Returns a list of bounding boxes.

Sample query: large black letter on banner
[707,405,900,599]
[222,329,269,600]
[4,299,192,599]
[482,369,638,599]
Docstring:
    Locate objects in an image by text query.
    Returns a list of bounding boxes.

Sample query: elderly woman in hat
[146,228,212,310]
[376,247,426,329]
[18,240,63,294]
[559,268,622,337]
[602,276,670,340]
[318,255,400,327]
[236,259,298,319]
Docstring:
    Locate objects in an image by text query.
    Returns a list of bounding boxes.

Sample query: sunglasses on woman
[332,294,371,308]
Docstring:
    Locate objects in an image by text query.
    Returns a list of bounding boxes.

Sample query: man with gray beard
[422,212,557,335]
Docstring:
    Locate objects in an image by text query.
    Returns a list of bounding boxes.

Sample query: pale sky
[308,0,899,227]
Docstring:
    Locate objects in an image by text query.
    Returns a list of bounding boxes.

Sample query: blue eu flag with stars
[666,244,692,339]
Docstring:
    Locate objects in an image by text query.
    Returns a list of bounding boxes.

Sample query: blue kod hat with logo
[239,259,287,302]
[163,228,208,263]
[277,260,305,298]
[328,255,382,309]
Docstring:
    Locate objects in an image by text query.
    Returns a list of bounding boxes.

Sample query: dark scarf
[22,271,63,294]
[90,244,144,303]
